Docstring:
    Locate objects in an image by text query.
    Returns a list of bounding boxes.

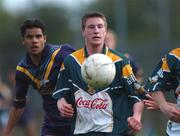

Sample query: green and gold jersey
[53,46,143,135]
[145,48,180,94]
[145,48,180,136]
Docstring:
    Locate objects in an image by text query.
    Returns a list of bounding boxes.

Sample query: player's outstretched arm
[151,91,180,123]
[143,94,178,111]
[127,101,144,135]
[57,97,74,118]
[2,107,24,136]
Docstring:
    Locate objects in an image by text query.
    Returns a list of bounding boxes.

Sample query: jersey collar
[83,45,109,58]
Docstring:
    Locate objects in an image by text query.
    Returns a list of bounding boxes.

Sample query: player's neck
[29,54,42,66]
[86,44,103,55]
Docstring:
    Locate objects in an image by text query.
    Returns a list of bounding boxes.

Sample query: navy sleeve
[13,70,29,108]
[60,44,76,60]
[144,53,179,94]
[52,64,71,100]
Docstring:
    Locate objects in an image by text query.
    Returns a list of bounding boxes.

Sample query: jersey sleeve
[13,70,29,108]
[145,52,179,93]
[60,44,75,60]
[121,57,144,102]
[52,62,71,100]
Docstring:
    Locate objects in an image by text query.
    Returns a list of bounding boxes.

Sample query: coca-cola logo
[76,97,109,109]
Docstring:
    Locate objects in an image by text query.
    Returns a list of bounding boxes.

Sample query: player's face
[82,17,107,47]
[22,28,46,56]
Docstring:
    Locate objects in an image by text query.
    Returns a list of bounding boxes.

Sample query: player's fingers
[64,104,74,111]
[145,93,153,100]
[146,107,158,110]
[64,105,74,114]
[128,122,142,135]
[143,99,156,105]
[127,117,142,135]
[60,104,74,117]
[143,99,159,110]
[60,110,73,118]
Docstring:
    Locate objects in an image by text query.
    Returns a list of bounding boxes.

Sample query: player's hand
[127,117,142,135]
[57,98,74,118]
[143,99,159,110]
[143,93,159,110]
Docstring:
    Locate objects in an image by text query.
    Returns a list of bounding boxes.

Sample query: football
[81,53,116,89]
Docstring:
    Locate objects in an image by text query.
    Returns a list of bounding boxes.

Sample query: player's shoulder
[41,44,60,57]
[71,48,83,56]
[63,48,92,67]
[60,43,75,50]
[45,43,75,58]
[107,48,128,63]
[15,58,29,81]
[65,48,84,62]
[48,43,75,51]
[169,48,180,59]
[45,43,73,51]
[17,55,28,68]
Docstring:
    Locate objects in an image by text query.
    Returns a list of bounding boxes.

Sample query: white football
[81,53,116,89]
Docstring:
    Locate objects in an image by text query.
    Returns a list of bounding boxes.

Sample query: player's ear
[43,35,47,42]
[81,29,85,37]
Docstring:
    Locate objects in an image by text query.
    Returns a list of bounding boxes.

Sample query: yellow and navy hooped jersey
[53,46,143,135]
[14,44,75,126]
[145,48,180,95]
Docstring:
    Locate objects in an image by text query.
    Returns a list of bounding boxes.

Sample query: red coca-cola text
[76,97,109,109]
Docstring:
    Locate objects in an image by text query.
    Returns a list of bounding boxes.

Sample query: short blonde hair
[81,11,107,30]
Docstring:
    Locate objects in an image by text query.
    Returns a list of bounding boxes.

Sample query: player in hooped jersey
[144,48,180,136]
[53,11,144,136]
[3,19,75,136]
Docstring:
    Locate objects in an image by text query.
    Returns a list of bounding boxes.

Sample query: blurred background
[0,0,179,135]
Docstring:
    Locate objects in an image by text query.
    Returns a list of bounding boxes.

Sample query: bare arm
[3,107,24,136]
[151,91,180,123]
[127,101,144,135]
[143,94,176,110]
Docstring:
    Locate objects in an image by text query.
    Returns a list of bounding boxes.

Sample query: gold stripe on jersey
[162,57,170,72]
[44,48,61,80]
[60,63,65,71]
[16,66,41,88]
[72,48,86,65]
[72,47,123,65]
[122,64,133,77]
[106,51,123,62]
[170,48,180,58]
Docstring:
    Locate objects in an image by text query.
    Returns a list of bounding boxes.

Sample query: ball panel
[81,53,116,89]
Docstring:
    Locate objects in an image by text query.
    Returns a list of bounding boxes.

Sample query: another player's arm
[147,54,180,122]
[3,96,27,136]
[143,97,176,110]
[3,71,29,136]
[53,61,74,118]
[122,57,144,134]
[151,90,180,123]
[132,101,144,122]
[127,101,144,135]
[150,91,169,112]
[3,107,24,136]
